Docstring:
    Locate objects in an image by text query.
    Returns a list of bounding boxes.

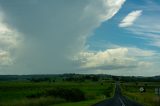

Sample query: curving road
[92,82,143,106]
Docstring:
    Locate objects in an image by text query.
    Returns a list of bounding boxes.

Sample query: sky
[0,0,159,76]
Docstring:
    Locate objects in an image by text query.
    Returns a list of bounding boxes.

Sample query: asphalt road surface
[92,82,143,106]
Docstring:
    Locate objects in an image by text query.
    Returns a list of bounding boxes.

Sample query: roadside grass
[52,97,104,106]
[121,82,160,106]
[0,97,65,106]
[0,81,114,106]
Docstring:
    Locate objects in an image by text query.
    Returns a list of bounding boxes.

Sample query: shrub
[26,91,45,98]
[46,88,85,102]
[103,85,113,97]
[26,88,86,102]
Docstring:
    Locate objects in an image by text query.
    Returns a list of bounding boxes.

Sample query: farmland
[0,74,159,106]
[0,74,114,106]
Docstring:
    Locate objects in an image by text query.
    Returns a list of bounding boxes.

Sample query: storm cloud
[0,0,125,74]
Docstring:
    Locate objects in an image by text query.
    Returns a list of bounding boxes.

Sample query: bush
[46,88,85,102]
[26,88,86,102]
[103,85,113,97]
[26,91,45,98]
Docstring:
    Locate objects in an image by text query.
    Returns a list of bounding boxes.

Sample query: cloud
[126,15,160,48]
[74,47,155,70]
[0,11,21,66]
[150,40,160,47]
[0,50,12,66]
[119,10,143,27]
[118,3,160,48]
[0,0,125,74]
[74,48,130,68]
[127,47,156,57]
[83,0,125,22]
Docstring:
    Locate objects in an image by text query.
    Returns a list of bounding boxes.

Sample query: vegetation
[0,74,114,106]
[53,98,104,106]
[0,74,159,106]
[121,82,160,106]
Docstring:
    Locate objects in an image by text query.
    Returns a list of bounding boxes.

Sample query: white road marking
[119,97,125,106]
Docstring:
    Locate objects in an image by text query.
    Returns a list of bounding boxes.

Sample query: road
[92,82,143,106]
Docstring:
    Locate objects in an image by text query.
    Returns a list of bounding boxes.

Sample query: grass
[0,97,65,106]
[121,82,160,106]
[52,98,105,106]
[0,81,114,106]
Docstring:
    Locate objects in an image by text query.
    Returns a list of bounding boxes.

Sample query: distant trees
[0,74,159,82]
[116,76,159,82]
[29,78,53,82]
[63,75,100,82]
[112,76,120,81]
[63,77,85,82]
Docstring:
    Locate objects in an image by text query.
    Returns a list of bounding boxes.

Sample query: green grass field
[121,82,160,106]
[0,81,114,106]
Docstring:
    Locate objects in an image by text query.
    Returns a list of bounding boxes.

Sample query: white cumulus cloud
[74,47,154,70]
[119,10,143,27]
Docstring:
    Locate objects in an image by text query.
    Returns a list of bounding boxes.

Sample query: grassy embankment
[121,82,160,106]
[0,81,114,106]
